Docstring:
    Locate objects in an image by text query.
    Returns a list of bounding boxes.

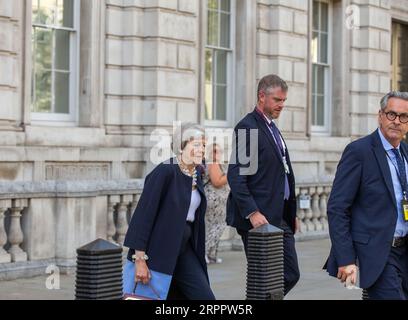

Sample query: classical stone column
[8,199,28,262]
[302,188,314,232]
[116,195,132,245]
[0,200,12,263]
[295,187,306,233]
[319,187,330,230]
[128,194,140,220]
[107,195,120,244]
[312,187,323,231]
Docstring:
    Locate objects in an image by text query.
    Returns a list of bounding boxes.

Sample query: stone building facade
[0,0,407,278]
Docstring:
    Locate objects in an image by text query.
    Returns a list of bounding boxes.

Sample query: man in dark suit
[226,74,300,296]
[325,91,408,300]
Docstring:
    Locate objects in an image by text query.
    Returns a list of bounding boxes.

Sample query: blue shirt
[378,128,408,237]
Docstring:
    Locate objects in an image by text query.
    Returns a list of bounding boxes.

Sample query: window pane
[313,1,319,31]
[55,29,70,70]
[205,83,214,120]
[316,96,325,126]
[311,32,319,63]
[313,64,325,95]
[215,50,227,84]
[220,13,230,48]
[216,86,227,121]
[54,72,70,114]
[208,0,218,10]
[205,49,213,83]
[320,2,328,32]
[57,0,74,28]
[312,95,325,126]
[33,27,52,70]
[207,10,219,46]
[32,0,40,23]
[320,33,328,63]
[34,0,57,25]
[221,0,230,12]
[33,70,52,113]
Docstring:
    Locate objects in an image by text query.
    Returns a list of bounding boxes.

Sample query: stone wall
[0,1,408,279]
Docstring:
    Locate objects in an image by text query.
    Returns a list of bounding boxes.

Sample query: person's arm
[124,164,169,253]
[208,163,228,188]
[327,143,362,273]
[227,126,259,219]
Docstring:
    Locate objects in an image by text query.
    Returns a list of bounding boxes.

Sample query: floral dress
[203,164,230,262]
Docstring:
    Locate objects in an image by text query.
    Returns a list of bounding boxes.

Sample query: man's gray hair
[257,74,288,101]
[172,122,205,155]
[380,91,408,111]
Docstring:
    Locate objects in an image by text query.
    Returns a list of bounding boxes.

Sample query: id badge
[402,199,408,222]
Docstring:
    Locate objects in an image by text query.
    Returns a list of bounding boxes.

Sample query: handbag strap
[133,281,161,299]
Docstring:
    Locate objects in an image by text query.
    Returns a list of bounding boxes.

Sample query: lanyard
[385,150,408,200]
[255,108,286,156]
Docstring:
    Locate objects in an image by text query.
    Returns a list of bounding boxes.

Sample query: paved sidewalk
[0,238,362,300]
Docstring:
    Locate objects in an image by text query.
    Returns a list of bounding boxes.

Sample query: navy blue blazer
[124,158,208,278]
[226,108,297,233]
[325,130,408,288]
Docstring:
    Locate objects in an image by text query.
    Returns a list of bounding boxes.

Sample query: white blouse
[186,189,201,222]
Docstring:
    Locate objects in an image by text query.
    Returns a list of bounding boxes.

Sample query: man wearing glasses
[325,91,408,299]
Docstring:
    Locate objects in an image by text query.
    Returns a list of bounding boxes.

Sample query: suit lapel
[399,142,408,165]
[371,131,397,209]
[252,109,283,164]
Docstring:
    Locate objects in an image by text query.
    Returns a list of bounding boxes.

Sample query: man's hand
[249,211,269,228]
[337,264,357,284]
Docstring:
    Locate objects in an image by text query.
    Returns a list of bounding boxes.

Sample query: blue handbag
[122,260,172,300]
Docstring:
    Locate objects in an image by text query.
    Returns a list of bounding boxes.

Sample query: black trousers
[238,219,300,296]
[167,222,216,300]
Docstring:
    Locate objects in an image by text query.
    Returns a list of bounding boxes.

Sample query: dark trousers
[238,219,300,296]
[167,223,216,300]
[367,245,408,300]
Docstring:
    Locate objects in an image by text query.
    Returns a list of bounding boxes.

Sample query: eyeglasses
[382,111,408,124]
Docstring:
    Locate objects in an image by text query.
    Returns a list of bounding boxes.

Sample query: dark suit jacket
[325,130,407,288]
[226,108,297,233]
[124,158,208,279]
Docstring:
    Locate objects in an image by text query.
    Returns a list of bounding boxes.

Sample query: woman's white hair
[172,122,205,155]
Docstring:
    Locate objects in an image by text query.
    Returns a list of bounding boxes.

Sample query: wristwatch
[132,253,149,262]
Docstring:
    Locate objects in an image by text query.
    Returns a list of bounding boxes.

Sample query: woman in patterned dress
[203,143,230,264]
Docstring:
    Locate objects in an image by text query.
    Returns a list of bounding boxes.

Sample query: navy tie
[268,121,290,200]
[391,148,408,195]
[269,121,285,156]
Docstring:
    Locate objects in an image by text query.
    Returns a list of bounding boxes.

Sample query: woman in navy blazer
[124,123,215,300]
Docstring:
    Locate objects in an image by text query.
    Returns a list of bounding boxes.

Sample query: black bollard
[75,239,123,300]
[246,224,284,300]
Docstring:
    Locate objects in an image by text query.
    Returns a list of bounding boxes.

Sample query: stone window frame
[22,0,105,128]
[201,0,237,128]
[308,0,350,137]
[30,0,80,124]
[199,0,257,128]
[311,0,333,135]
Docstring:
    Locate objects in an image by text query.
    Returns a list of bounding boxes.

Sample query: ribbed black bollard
[362,289,369,300]
[246,224,284,300]
[75,239,123,300]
